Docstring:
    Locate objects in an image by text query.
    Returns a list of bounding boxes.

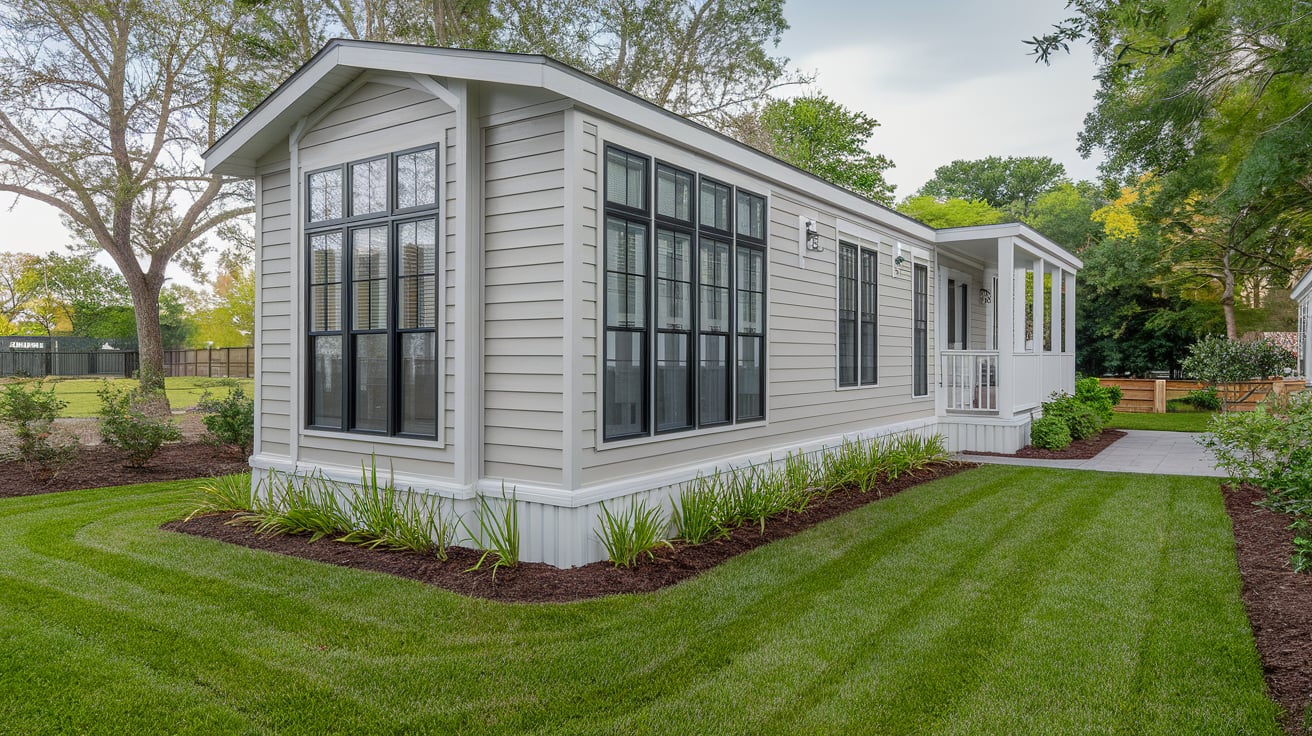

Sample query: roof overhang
[1292,267,1312,302]
[204,39,938,242]
[934,222,1083,273]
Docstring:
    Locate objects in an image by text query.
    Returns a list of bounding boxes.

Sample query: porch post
[996,238,1015,419]
[1066,270,1077,391]
[1033,257,1045,354]
[1049,265,1060,354]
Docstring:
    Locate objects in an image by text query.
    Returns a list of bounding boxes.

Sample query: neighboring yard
[1107,410,1214,433]
[0,376,254,417]
[0,466,1281,734]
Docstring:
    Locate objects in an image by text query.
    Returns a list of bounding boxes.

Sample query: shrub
[1042,392,1102,441]
[1291,519,1312,574]
[596,498,671,568]
[96,382,181,467]
[1031,415,1072,450]
[1074,376,1116,423]
[1104,384,1123,407]
[1182,387,1221,411]
[0,380,77,473]
[196,386,254,455]
[1181,336,1297,411]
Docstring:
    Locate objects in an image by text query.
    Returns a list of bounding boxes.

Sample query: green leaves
[596,498,671,568]
[756,94,896,204]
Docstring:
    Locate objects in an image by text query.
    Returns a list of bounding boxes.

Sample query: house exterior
[1294,268,1312,382]
[203,40,1082,567]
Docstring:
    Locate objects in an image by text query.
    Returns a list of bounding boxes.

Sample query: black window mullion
[860,248,877,385]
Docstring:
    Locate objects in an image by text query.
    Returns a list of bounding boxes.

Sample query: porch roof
[1292,266,1312,301]
[933,222,1082,273]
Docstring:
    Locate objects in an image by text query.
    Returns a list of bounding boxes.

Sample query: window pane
[606,217,647,329]
[311,335,342,427]
[400,332,437,435]
[308,169,343,222]
[860,249,877,385]
[838,243,857,386]
[914,263,928,396]
[606,148,645,210]
[736,246,764,336]
[310,285,341,332]
[655,332,691,432]
[656,166,692,221]
[397,219,437,330]
[656,229,691,329]
[604,330,645,438]
[396,148,437,210]
[699,239,730,333]
[352,227,388,330]
[353,333,388,431]
[698,333,729,425]
[309,232,342,332]
[350,158,387,216]
[737,335,763,420]
[605,217,647,274]
[736,192,765,240]
[699,180,730,231]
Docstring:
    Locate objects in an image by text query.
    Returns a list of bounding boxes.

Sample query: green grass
[1106,410,1215,432]
[0,467,1281,734]
[0,376,254,417]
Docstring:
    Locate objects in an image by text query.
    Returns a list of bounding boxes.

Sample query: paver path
[956,429,1221,477]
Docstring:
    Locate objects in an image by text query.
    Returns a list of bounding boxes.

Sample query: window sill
[302,428,445,450]
[599,416,767,450]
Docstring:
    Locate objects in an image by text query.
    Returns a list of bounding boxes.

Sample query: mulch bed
[965,428,1127,460]
[163,461,974,604]
[0,443,250,498]
[1223,482,1312,734]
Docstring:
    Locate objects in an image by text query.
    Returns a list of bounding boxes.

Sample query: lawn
[1107,410,1215,432]
[0,376,254,417]
[0,466,1280,735]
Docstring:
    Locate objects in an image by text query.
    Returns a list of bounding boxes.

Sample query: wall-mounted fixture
[804,219,822,251]
[979,287,992,304]
[893,242,908,274]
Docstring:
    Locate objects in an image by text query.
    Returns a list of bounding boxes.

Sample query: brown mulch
[965,429,1127,460]
[1223,482,1312,734]
[162,461,975,604]
[0,443,250,498]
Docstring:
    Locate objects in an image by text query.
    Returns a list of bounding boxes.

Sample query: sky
[775,0,1105,198]
[0,0,1104,268]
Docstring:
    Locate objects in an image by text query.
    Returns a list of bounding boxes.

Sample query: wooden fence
[1100,377,1307,413]
[163,347,254,379]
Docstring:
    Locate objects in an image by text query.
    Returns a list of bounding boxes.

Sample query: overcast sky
[0,0,1103,267]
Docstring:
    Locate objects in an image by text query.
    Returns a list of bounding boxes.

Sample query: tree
[1023,182,1105,251]
[0,252,39,330]
[740,94,895,204]
[0,0,258,399]
[896,195,1005,228]
[918,156,1068,217]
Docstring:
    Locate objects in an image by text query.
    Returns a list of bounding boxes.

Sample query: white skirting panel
[938,415,1033,454]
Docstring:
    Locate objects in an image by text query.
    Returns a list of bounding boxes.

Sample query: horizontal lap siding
[577,125,936,485]
[483,112,566,485]
[259,81,458,479]
[259,166,292,458]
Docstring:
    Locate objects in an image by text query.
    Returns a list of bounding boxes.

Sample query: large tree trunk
[1221,250,1238,340]
[125,275,167,399]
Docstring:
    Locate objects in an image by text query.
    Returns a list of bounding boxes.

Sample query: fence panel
[162,347,254,379]
[1100,377,1306,413]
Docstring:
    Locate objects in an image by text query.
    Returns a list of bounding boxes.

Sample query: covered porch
[932,223,1081,420]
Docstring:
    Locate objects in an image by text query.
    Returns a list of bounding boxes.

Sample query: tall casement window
[603,144,767,441]
[304,145,439,438]
[838,241,878,387]
[913,262,929,397]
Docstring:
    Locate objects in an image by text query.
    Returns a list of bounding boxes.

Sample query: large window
[305,146,439,438]
[838,241,878,387]
[603,145,767,441]
[913,262,928,397]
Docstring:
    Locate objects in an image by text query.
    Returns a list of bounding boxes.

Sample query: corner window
[913,262,929,397]
[838,241,878,387]
[305,146,440,438]
[603,145,768,441]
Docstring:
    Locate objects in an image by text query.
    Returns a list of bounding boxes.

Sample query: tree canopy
[917,156,1069,217]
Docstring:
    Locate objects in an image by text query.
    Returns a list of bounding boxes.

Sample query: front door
[946,278,969,350]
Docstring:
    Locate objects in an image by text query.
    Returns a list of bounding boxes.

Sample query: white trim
[252,172,264,462]
[288,119,307,465]
[562,107,580,490]
[300,429,443,449]
[911,250,931,398]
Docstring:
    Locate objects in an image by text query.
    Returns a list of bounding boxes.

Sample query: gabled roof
[203,39,941,241]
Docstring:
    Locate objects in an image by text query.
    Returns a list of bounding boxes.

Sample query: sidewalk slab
[955,429,1221,477]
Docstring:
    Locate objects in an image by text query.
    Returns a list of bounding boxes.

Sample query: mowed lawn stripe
[0,467,1283,735]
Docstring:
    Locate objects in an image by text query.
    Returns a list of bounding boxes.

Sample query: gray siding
[482,111,567,485]
[257,165,293,458]
[577,118,937,486]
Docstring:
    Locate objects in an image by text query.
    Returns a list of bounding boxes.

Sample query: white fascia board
[936,222,1083,272]
[1292,266,1312,301]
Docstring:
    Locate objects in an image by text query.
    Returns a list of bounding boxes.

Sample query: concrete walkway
[955,430,1221,477]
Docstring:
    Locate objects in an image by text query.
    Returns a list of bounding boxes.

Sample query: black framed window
[860,249,878,385]
[839,241,879,387]
[913,262,929,397]
[602,145,768,441]
[838,243,858,386]
[304,145,440,438]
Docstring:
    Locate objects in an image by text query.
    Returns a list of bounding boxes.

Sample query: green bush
[196,386,254,455]
[1074,376,1116,423]
[1105,384,1123,407]
[1181,336,1297,411]
[0,380,77,473]
[1030,415,1073,450]
[1200,404,1297,484]
[1182,387,1221,411]
[1042,392,1103,441]
[96,382,182,467]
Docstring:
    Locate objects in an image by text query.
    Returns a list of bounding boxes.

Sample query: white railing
[942,350,999,412]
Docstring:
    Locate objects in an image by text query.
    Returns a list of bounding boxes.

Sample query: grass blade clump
[337,460,452,555]
[462,486,520,577]
[229,469,347,542]
[186,472,254,520]
[672,475,722,544]
[597,498,672,568]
